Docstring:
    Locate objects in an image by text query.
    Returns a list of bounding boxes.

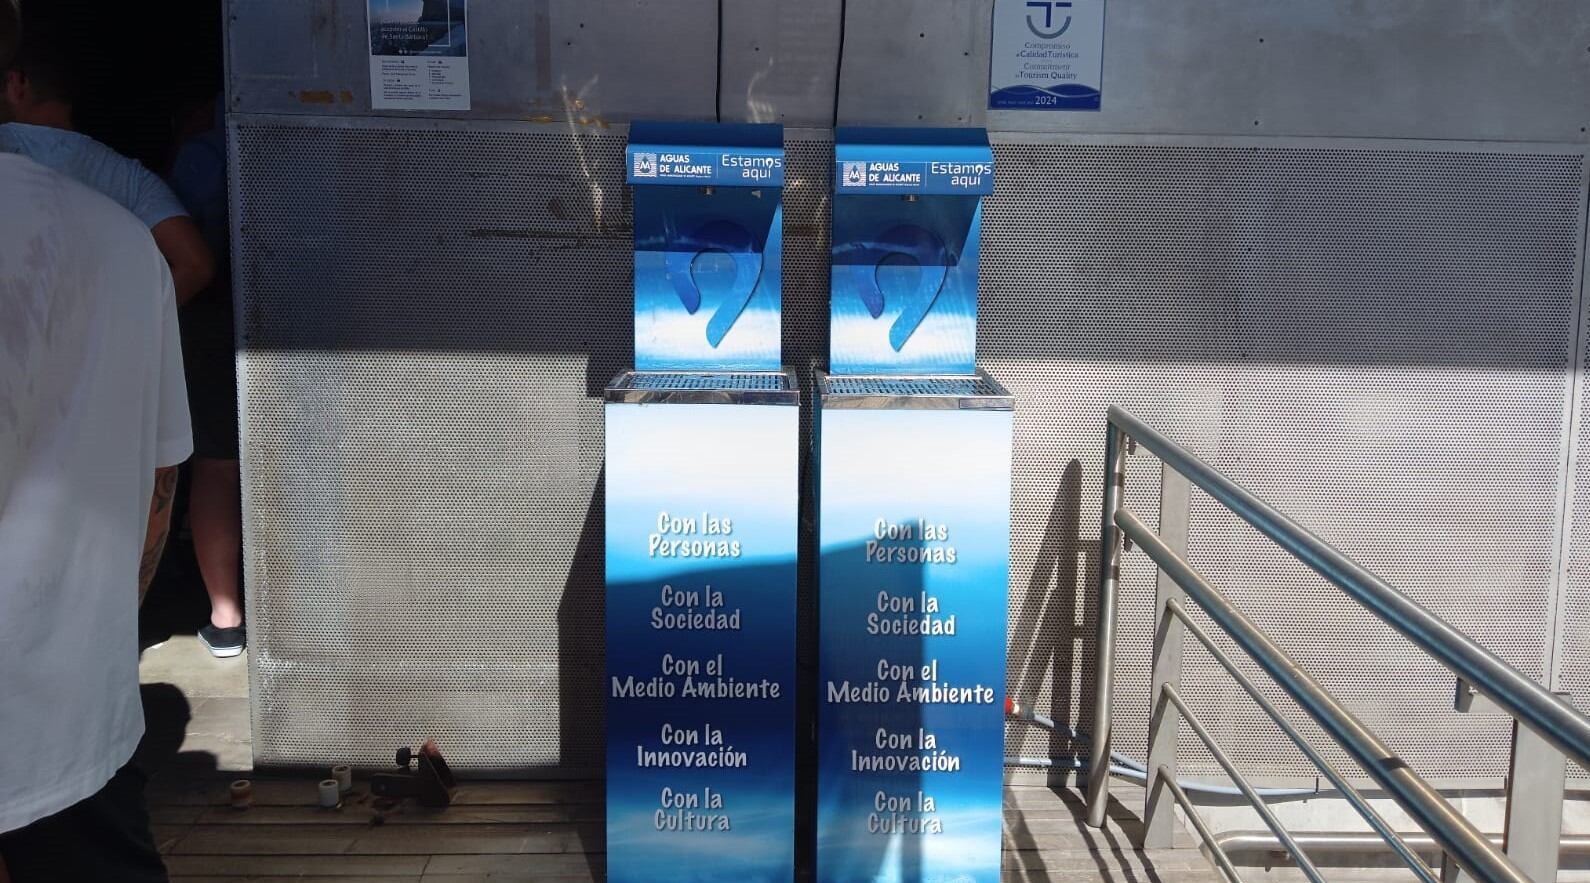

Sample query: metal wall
[227,1,1590,784]
[985,137,1587,785]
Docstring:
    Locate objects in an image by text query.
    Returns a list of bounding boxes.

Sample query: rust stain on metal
[467,228,572,241]
[297,90,338,104]
[515,114,610,129]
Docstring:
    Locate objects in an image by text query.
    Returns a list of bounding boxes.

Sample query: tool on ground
[370,739,457,807]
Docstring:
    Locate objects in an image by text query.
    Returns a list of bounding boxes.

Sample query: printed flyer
[367,0,471,111]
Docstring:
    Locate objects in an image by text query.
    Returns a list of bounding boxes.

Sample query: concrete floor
[140,776,1227,882]
[138,635,252,772]
[136,506,255,774]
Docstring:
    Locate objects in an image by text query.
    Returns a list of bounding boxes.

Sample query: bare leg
[190,457,243,629]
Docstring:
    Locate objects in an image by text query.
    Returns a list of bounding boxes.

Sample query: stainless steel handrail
[1085,423,1127,827]
[1165,597,1439,883]
[1107,406,1590,773]
[1082,407,1590,883]
[1161,682,1328,883]
[1123,508,1517,882]
[1213,830,1590,861]
[1162,771,1246,883]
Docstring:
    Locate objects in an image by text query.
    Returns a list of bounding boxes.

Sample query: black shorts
[0,762,169,883]
[180,303,239,461]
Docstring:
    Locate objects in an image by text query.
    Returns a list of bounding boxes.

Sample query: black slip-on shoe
[198,623,246,658]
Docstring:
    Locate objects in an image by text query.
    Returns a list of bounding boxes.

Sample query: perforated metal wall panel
[235,120,835,772]
[1559,209,1590,785]
[234,120,630,772]
[987,140,1588,785]
[236,119,1588,785]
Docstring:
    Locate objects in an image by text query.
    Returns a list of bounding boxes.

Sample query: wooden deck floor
[134,618,1221,880]
[145,774,1223,882]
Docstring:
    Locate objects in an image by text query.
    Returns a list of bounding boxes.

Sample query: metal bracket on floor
[370,739,457,807]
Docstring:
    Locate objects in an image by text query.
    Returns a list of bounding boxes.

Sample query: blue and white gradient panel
[628,121,785,372]
[633,188,782,372]
[830,128,991,376]
[605,402,798,883]
[817,407,1012,883]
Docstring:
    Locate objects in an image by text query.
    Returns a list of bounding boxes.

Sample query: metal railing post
[1439,853,1474,883]
[1143,465,1190,848]
[1503,693,1569,882]
[1085,423,1126,828]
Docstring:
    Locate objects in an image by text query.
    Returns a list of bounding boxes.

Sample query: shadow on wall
[232,125,635,397]
[1006,459,1095,774]
[230,130,1590,788]
[559,468,606,777]
[234,133,1586,375]
[556,482,607,883]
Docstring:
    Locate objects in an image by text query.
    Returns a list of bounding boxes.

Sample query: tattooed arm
[139,466,180,605]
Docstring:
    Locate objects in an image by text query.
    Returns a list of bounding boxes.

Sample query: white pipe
[1213,830,1590,859]
[1004,712,1319,797]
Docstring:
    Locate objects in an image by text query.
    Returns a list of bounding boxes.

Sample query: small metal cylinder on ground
[331,765,352,793]
[318,779,341,809]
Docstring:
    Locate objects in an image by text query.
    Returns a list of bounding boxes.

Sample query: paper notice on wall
[989,0,1105,110]
[367,0,471,111]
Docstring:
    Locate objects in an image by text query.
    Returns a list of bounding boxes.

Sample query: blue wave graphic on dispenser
[661,219,764,348]
[840,224,948,352]
[989,83,1101,110]
[830,198,979,375]
[633,175,782,372]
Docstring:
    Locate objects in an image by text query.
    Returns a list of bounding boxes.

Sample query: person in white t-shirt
[0,149,191,881]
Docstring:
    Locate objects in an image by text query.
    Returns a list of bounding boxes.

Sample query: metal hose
[1005,701,1320,798]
